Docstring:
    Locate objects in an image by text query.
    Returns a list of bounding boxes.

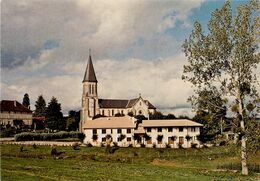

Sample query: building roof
[98,98,156,109]
[83,54,97,83]
[0,100,32,113]
[142,119,203,127]
[99,99,129,109]
[134,123,145,134]
[82,116,136,129]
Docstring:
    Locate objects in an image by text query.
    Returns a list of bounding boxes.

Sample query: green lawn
[1,144,259,181]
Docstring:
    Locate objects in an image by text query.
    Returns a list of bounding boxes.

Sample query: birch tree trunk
[238,91,248,175]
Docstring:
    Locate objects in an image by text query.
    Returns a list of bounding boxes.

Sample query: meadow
[1,144,259,181]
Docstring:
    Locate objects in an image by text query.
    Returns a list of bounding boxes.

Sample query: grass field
[1,144,259,181]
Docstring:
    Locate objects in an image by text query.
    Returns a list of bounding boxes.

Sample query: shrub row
[14,131,85,141]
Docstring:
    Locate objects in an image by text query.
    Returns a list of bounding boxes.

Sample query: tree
[34,95,46,117]
[22,93,30,108]
[45,97,64,131]
[182,1,259,175]
[66,110,80,131]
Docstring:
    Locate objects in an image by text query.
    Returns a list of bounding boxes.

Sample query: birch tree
[182,1,259,175]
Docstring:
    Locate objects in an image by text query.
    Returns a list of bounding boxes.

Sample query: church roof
[99,99,129,108]
[98,98,156,109]
[83,54,97,82]
[0,100,32,113]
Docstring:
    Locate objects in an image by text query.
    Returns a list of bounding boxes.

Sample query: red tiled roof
[0,100,32,113]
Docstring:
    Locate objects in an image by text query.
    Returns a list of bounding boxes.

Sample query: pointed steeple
[83,50,97,83]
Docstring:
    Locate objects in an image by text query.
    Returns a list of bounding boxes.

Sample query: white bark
[238,91,249,175]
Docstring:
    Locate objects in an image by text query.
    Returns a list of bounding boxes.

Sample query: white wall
[84,128,134,147]
[83,126,201,148]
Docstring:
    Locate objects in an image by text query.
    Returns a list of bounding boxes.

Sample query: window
[139,110,142,115]
[102,137,106,142]
[168,137,174,144]
[127,137,131,142]
[92,85,95,94]
[117,137,121,142]
[102,129,106,134]
[191,127,196,132]
[93,129,97,134]
[179,136,184,144]
[121,110,124,114]
[112,110,114,116]
[111,129,113,134]
[89,85,91,94]
[168,127,173,132]
[147,127,151,132]
[179,127,183,132]
[102,110,105,115]
[117,129,122,134]
[140,102,142,106]
[158,128,162,132]
[127,129,131,134]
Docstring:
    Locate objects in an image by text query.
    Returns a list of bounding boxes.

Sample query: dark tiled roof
[99,99,129,108]
[145,100,156,109]
[83,55,97,82]
[0,100,32,113]
[98,98,156,109]
[126,98,138,108]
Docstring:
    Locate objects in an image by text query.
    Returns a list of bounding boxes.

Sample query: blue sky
[1,0,258,116]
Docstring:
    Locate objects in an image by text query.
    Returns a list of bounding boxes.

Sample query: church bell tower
[80,50,99,132]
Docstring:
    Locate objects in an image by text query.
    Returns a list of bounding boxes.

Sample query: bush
[140,143,145,148]
[72,142,80,150]
[165,143,171,148]
[86,142,93,147]
[191,143,198,148]
[14,131,85,141]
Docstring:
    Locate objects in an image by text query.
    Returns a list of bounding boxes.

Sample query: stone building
[80,54,156,131]
[0,100,33,126]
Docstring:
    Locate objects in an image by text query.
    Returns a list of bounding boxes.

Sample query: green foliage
[33,95,46,117]
[22,93,30,108]
[182,0,260,174]
[45,97,65,131]
[66,110,80,131]
[149,111,164,120]
[1,144,260,180]
[14,131,85,141]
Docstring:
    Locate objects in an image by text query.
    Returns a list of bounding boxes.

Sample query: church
[80,53,156,131]
[79,53,203,148]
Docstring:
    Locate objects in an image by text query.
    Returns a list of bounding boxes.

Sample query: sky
[1,0,259,116]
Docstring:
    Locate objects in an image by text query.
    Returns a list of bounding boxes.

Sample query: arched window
[139,110,142,115]
[93,85,95,95]
[89,85,91,94]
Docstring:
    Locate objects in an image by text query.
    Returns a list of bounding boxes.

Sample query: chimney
[14,101,16,107]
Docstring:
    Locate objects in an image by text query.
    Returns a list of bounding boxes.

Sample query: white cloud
[2,52,195,116]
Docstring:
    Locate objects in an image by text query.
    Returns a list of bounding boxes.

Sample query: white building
[0,100,33,126]
[141,119,202,148]
[80,53,156,131]
[82,116,203,148]
[82,116,136,147]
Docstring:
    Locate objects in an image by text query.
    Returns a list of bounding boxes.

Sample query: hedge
[14,131,85,141]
